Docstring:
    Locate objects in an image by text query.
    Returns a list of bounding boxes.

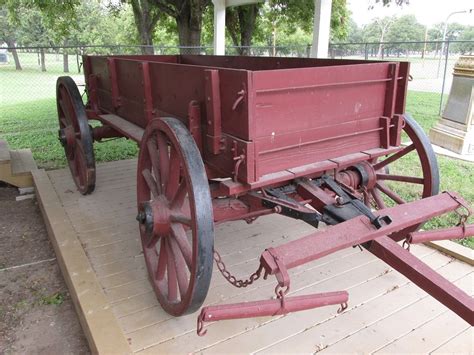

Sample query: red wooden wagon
[56,55,473,335]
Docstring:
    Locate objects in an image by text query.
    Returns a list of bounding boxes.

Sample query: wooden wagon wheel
[368,113,439,207]
[56,76,96,195]
[136,117,214,316]
[365,113,439,236]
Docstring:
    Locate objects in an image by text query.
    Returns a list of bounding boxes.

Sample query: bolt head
[136,211,146,224]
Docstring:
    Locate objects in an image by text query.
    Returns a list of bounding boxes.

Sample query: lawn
[0,66,472,248]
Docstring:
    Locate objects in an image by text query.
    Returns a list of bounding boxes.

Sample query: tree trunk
[40,48,46,72]
[138,27,154,55]
[238,5,258,56]
[63,52,69,72]
[176,1,204,55]
[6,40,21,70]
[130,0,155,55]
[63,40,69,73]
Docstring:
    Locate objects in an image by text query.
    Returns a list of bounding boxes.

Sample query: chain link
[213,249,263,288]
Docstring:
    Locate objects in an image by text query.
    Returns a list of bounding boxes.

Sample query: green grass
[0,98,138,169]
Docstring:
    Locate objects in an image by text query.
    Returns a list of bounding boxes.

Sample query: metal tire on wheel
[56,76,96,195]
[137,117,214,316]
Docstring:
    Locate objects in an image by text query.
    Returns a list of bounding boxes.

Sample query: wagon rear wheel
[56,76,96,195]
[137,117,214,316]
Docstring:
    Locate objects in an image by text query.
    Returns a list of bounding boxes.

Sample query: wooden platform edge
[33,169,132,355]
[425,240,474,266]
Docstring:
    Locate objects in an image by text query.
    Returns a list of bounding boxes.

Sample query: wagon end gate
[197,191,474,335]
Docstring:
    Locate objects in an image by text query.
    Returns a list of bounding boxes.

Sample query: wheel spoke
[165,239,178,302]
[170,213,192,226]
[146,139,162,193]
[59,117,68,128]
[371,188,386,209]
[61,87,78,129]
[169,237,189,298]
[373,144,415,171]
[155,238,167,281]
[376,182,406,205]
[146,233,161,249]
[142,168,160,197]
[166,146,181,200]
[59,89,70,119]
[170,223,192,269]
[376,173,425,185]
[171,181,187,208]
[157,132,170,188]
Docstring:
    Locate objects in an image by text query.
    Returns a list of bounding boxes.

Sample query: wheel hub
[137,198,172,237]
[58,126,76,148]
[337,162,377,191]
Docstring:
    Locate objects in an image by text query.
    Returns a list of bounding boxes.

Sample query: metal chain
[213,249,263,288]
[446,191,472,238]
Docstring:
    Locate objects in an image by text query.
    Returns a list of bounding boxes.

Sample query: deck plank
[316,271,472,354]
[430,327,474,354]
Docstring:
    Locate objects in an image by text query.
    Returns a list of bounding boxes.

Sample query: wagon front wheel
[137,117,214,316]
[56,76,96,195]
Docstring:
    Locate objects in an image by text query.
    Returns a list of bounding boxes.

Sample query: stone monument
[430,55,474,156]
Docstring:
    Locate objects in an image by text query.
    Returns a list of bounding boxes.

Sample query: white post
[212,0,226,55]
[311,0,332,58]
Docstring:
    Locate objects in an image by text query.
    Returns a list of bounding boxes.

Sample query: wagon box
[56,54,473,337]
[83,55,408,184]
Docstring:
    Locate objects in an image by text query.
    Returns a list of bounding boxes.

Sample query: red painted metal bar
[260,192,465,275]
[197,291,348,335]
[368,236,474,326]
[407,224,474,244]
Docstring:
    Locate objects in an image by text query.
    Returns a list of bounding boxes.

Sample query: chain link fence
[0,40,471,167]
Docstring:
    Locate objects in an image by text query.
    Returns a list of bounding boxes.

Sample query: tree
[385,15,424,56]
[1,0,83,71]
[361,16,395,57]
[16,7,53,71]
[224,0,350,56]
[127,0,161,54]
[452,26,474,54]
[226,3,261,55]
[0,7,22,69]
[117,0,211,53]
[427,22,466,56]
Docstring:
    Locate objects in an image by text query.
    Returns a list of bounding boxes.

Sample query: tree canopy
[0,0,472,58]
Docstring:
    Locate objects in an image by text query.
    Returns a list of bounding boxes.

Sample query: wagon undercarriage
[56,55,474,337]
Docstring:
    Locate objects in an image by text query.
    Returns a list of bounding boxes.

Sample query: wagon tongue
[196,192,474,336]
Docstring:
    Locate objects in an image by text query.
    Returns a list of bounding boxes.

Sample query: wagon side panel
[252,63,400,178]
[115,60,149,127]
[87,57,114,113]
[147,63,255,181]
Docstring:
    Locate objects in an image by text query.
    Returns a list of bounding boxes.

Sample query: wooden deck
[37,159,473,354]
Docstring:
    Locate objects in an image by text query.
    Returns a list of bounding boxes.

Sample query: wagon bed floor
[35,159,473,354]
